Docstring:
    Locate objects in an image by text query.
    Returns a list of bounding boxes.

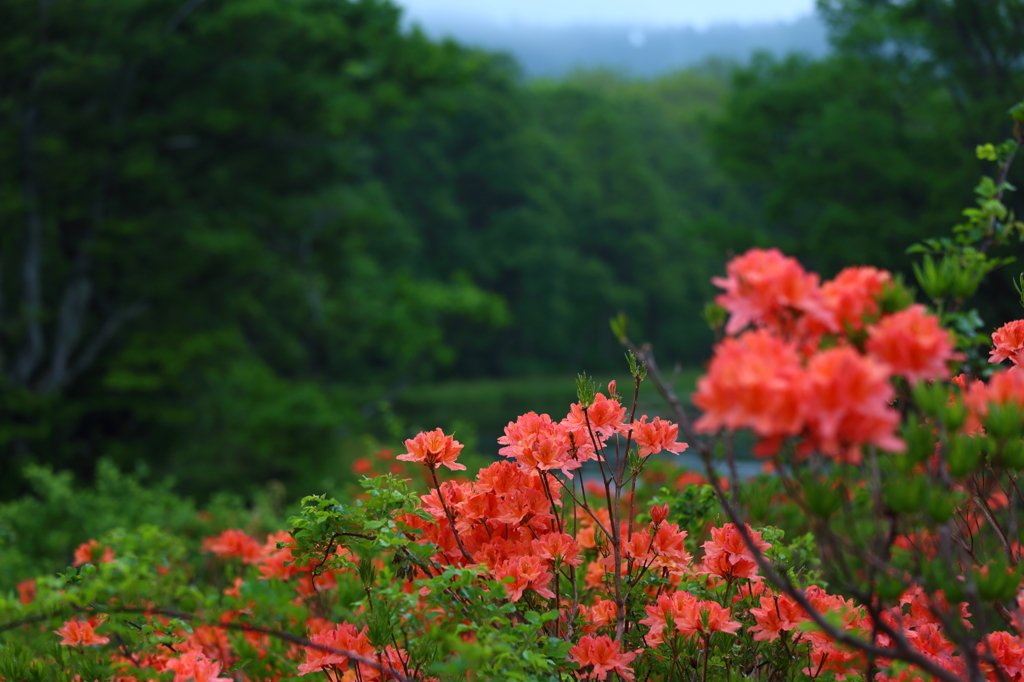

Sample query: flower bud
[608,380,617,397]
[650,503,669,527]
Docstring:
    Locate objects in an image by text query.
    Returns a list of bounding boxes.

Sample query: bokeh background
[2,0,1022,501]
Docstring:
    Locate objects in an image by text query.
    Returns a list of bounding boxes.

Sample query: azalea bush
[3,102,1024,682]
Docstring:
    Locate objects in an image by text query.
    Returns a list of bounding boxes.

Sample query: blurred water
[674,451,764,479]
[572,449,765,492]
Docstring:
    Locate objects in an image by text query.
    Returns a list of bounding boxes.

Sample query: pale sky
[398,0,818,27]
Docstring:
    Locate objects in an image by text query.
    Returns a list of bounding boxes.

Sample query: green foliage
[0,0,753,498]
[3,0,1023,509]
[0,0,506,498]
[381,65,752,377]
[713,1,1024,323]
[0,459,271,591]
[650,483,719,546]
[760,528,822,588]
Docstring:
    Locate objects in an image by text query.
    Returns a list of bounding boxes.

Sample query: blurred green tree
[0,0,506,496]
[378,65,754,376]
[712,0,1024,283]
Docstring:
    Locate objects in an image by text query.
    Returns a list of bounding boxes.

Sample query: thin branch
[13,80,45,386]
[0,606,416,682]
[427,467,474,564]
[705,458,969,682]
[61,302,148,388]
[46,51,146,393]
[42,276,92,392]
[971,492,1017,568]
[623,339,696,439]
[626,338,972,682]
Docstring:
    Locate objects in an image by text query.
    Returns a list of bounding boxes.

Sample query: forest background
[1,0,1023,501]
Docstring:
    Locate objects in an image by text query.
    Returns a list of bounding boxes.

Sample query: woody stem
[428,466,474,564]
[540,472,564,534]
[702,634,710,682]
[625,373,641,542]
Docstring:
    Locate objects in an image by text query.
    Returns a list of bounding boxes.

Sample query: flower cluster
[19,248,1024,682]
[696,250,960,462]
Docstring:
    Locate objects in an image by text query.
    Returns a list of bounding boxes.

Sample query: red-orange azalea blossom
[803,346,904,463]
[72,538,115,567]
[56,616,110,647]
[990,319,1024,368]
[692,329,806,440]
[700,523,772,581]
[630,415,688,457]
[397,428,466,471]
[569,634,637,681]
[821,266,891,333]
[712,247,835,336]
[297,622,374,676]
[165,649,232,682]
[866,304,959,385]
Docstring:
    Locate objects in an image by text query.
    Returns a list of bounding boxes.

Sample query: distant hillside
[406,14,830,78]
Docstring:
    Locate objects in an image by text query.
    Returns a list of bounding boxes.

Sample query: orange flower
[256,531,303,581]
[984,631,1024,680]
[202,529,264,564]
[749,593,806,641]
[568,635,637,681]
[182,625,233,670]
[499,412,557,456]
[397,428,465,471]
[629,416,688,457]
[641,591,691,646]
[650,503,669,527]
[297,622,374,676]
[947,373,984,436]
[866,304,958,385]
[978,367,1024,408]
[674,470,708,488]
[963,368,1024,433]
[821,266,891,334]
[690,600,742,637]
[379,646,413,682]
[712,247,835,336]
[584,561,606,590]
[223,577,244,598]
[352,457,373,474]
[514,431,581,478]
[165,649,233,682]
[650,522,692,574]
[804,346,903,463]
[990,319,1024,367]
[492,555,555,602]
[581,597,618,630]
[72,538,115,567]
[623,529,653,564]
[474,460,528,494]
[16,578,35,605]
[693,329,806,441]
[640,591,740,645]
[532,532,582,567]
[55,616,109,647]
[700,524,771,581]
[563,393,626,438]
